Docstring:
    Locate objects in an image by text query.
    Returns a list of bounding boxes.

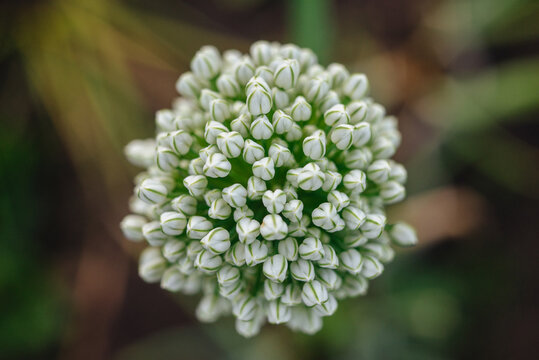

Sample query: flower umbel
[121,41,417,337]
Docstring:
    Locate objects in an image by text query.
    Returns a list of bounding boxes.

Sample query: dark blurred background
[1,0,538,359]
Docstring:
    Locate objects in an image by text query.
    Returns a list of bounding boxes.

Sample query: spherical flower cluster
[121,41,417,337]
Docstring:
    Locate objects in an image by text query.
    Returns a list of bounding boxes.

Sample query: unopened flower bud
[162,239,186,262]
[260,214,288,240]
[290,259,315,282]
[264,279,285,300]
[317,268,341,290]
[298,163,325,191]
[305,77,330,103]
[252,157,275,181]
[327,190,350,211]
[203,153,231,178]
[272,88,290,108]
[216,73,240,97]
[236,218,260,244]
[266,300,291,324]
[278,237,299,261]
[290,96,312,121]
[330,124,355,150]
[183,175,208,197]
[303,130,326,160]
[201,227,231,254]
[282,283,302,305]
[208,198,232,220]
[233,206,254,222]
[360,213,386,239]
[371,136,396,159]
[389,222,417,246]
[302,280,329,306]
[155,146,179,172]
[188,157,204,175]
[346,101,368,124]
[247,176,266,200]
[191,45,221,80]
[321,171,342,192]
[263,254,288,282]
[367,159,391,184]
[233,57,255,85]
[245,240,269,266]
[199,89,221,111]
[314,294,338,317]
[233,294,259,322]
[243,139,265,164]
[204,121,228,145]
[142,221,167,246]
[299,237,325,261]
[161,266,186,292]
[343,73,368,100]
[324,104,350,126]
[327,63,349,87]
[250,115,274,139]
[175,72,204,98]
[286,123,303,142]
[222,183,247,208]
[343,170,367,193]
[247,85,272,115]
[216,131,244,158]
[272,110,294,134]
[317,244,339,269]
[344,148,372,170]
[120,214,147,241]
[262,190,286,214]
[186,216,213,239]
[196,294,226,322]
[274,59,300,89]
[312,202,339,232]
[340,249,363,274]
[250,40,274,65]
[160,211,187,236]
[380,181,406,204]
[342,206,366,230]
[361,255,384,279]
[138,247,167,283]
[195,249,223,273]
[282,199,303,223]
[268,143,292,167]
[125,139,156,168]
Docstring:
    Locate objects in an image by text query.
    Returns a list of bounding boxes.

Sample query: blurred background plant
[1,0,538,359]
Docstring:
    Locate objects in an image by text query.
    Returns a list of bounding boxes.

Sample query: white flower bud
[301,280,329,306]
[340,249,363,274]
[250,115,274,140]
[278,237,299,261]
[236,218,260,244]
[282,199,303,223]
[286,168,301,187]
[268,144,292,168]
[186,241,204,261]
[204,189,221,207]
[243,139,265,164]
[361,255,384,279]
[208,198,232,220]
[324,104,350,126]
[247,176,266,200]
[389,161,407,183]
[199,89,221,111]
[260,214,288,240]
[226,242,246,266]
[352,122,371,147]
[204,121,228,145]
[235,317,263,338]
[365,103,385,123]
[262,189,287,214]
[264,279,285,300]
[167,130,192,155]
[142,221,167,246]
[298,163,325,191]
[327,63,349,87]
[203,153,231,179]
[367,159,391,184]
[201,227,230,254]
[245,240,269,266]
[222,183,247,208]
[267,300,291,324]
[209,99,230,123]
[343,170,367,193]
[305,77,330,103]
[272,87,290,108]
[342,206,366,230]
[252,157,275,181]
[233,205,254,222]
[161,266,186,292]
[216,131,244,158]
[303,130,326,160]
[196,294,227,322]
[327,190,350,211]
[271,110,293,134]
[162,239,186,262]
[330,124,355,150]
[347,101,368,124]
[186,216,213,239]
[311,202,339,232]
[120,214,147,241]
[138,247,167,283]
[363,242,394,263]
[125,139,156,168]
[247,86,272,116]
[188,157,205,175]
[389,222,417,246]
[194,249,223,273]
[344,148,372,170]
[314,294,338,317]
[155,146,179,172]
[343,73,368,100]
[233,57,255,85]
[191,45,221,80]
[176,72,203,98]
[380,181,406,204]
[360,213,386,239]
[216,73,240,97]
[160,211,187,236]
[233,294,259,321]
[299,237,325,261]
[183,175,208,197]
[290,96,312,121]
[343,232,368,248]
[263,254,288,282]
[318,90,340,113]
[317,268,341,290]
[290,259,315,282]
[273,59,300,90]
[230,114,251,138]
[321,170,342,192]
[286,123,303,142]
[371,136,396,159]
[316,244,339,269]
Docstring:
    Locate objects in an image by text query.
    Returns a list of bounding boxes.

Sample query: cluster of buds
[121,41,417,337]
